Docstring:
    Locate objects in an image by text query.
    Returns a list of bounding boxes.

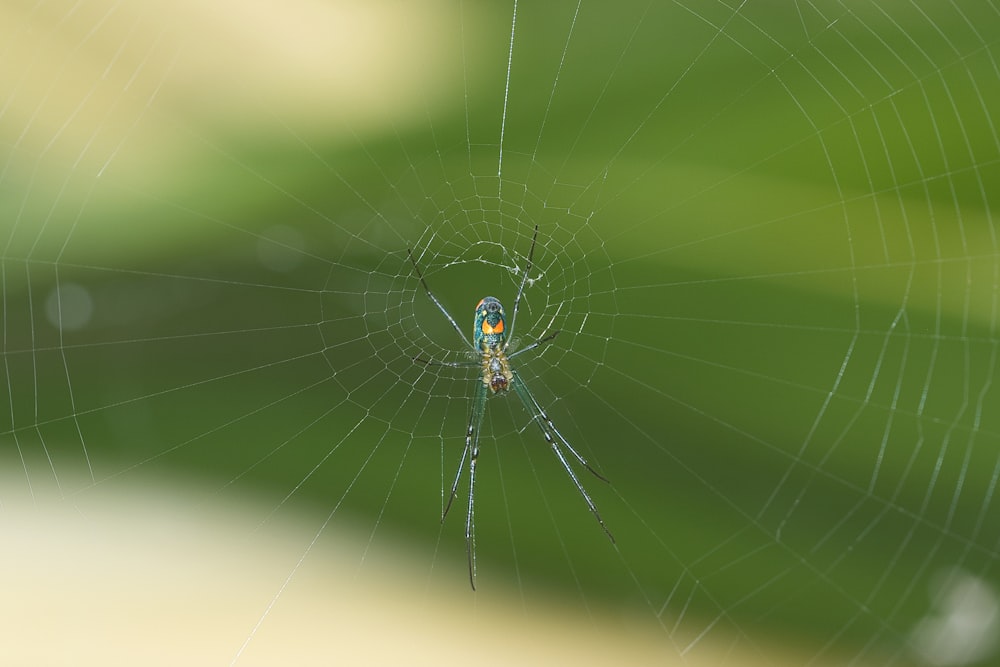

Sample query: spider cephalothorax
[480,342,513,393]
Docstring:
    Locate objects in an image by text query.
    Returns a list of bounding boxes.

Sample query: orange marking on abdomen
[482,319,504,335]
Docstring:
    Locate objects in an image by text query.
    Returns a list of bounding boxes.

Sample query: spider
[407,225,614,589]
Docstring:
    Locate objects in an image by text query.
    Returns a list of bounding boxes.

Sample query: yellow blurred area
[1,475,855,666]
[0,0,461,175]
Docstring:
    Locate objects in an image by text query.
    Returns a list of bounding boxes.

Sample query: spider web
[2,0,999,665]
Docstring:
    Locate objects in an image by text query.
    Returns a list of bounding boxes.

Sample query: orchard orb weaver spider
[407,226,614,589]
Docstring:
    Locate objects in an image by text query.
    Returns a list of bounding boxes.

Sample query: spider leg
[407,248,477,353]
[442,438,469,521]
[465,434,479,590]
[508,330,559,360]
[414,356,478,368]
[506,224,539,345]
[442,380,488,590]
[508,289,562,357]
[511,371,614,544]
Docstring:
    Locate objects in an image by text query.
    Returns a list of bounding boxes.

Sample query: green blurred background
[2,1,999,664]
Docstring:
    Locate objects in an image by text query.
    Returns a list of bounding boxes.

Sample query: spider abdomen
[474,296,507,350]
